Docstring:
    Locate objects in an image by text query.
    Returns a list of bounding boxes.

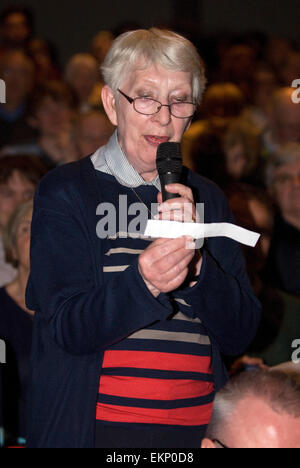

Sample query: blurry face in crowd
[32,96,73,136]
[76,113,114,158]
[202,397,300,449]
[1,13,31,45]
[0,171,35,229]
[225,143,248,180]
[272,159,300,220]
[102,64,193,181]
[12,208,33,271]
[0,52,34,108]
[272,100,300,144]
[68,65,98,102]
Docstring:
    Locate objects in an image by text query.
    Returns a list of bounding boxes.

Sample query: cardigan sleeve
[26,178,173,356]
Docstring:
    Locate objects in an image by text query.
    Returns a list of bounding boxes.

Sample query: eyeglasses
[118,89,196,119]
[274,173,300,187]
[212,439,229,449]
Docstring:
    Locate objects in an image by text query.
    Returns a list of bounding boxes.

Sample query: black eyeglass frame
[117,88,196,119]
[212,439,229,449]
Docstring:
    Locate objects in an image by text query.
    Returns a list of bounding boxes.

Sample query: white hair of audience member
[101,28,206,105]
[205,370,300,442]
[265,142,300,187]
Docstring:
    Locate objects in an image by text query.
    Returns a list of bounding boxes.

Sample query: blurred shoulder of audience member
[242,63,279,133]
[27,38,61,84]
[202,370,300,448]
[0,199,34,446]
[27,80,78,166]
[90,30,114,66]
[0,6,34,52]
[74,110,114,159]
[0,155,47,288]
[222,119,263,186]
[263,87,300,155]
[0,49,37,148]
[263,142,300,296]
[65,53,102,112]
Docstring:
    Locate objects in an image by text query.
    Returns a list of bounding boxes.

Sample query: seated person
[263,143,300,297]
[0,49,36,148]
[64,53,102,112]
[0,155,47,287]
[0,200,34,447]
[0,6,34,54]
[201,369,300,448]
[2,80,79,168]
[226,183,300,367]
[74,110,114,159]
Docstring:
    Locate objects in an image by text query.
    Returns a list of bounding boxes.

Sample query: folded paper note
[144,220,260,247]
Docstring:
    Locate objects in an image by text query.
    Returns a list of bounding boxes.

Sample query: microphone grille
[156,142,182,174]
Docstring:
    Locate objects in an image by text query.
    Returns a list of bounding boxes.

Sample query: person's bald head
[270,87,300,144]
[202,370,300,449]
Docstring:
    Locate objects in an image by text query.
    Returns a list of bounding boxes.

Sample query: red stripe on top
[96,402,213,426]
[99,375,214,400]
[102,350,213,374]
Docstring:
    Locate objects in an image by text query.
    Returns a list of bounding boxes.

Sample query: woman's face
[13,209,33,271]
[103,64,193,181]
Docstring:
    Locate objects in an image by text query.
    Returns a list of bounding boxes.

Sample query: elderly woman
[263,143,300,296]
[0,200,34,447]
[26,29,261,448]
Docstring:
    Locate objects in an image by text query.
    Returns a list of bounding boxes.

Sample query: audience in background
[0,156,47,288]
[263,143,300,297]
[65,53,102,112]
[0,200,34,447]
[0,6,34,54]
[0,3,300,447]
[0,50,36,148]
[74,110,114,159]
[1,80,79,167]
[202,370,300,449]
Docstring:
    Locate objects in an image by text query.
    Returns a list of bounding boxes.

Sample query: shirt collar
[91,130,161,190]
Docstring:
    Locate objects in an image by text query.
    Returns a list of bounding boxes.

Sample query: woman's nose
[152,104,172,126]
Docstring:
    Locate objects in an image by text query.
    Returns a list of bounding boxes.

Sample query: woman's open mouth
[144,135,170,147]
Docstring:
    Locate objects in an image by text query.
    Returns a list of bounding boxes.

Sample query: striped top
[94,169,215,428]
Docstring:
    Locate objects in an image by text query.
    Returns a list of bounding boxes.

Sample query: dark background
[0,0,299,63]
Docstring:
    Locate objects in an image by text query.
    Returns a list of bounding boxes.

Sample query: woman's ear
[101,85,118,127]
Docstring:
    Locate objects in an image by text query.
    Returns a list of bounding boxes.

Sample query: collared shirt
[91,130,161,190]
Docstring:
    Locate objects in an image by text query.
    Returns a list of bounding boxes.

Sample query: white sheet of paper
[144,220,260,247]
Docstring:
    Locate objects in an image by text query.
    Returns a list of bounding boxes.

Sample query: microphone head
[156,142,182,175]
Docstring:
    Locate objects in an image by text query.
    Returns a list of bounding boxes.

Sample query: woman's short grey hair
[3,199,33,268]
[265,142,300,187]
[101,28,206,106]
[206,370,300,440]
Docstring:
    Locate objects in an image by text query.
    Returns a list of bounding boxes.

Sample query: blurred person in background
[265,37,293,82]
[0,49,36,148]
[90,30,114,66]
[226,183,300,368]
[0,6,34,54]
[262,87,300,155]
[2,80,79,168]
[222,119,264,187]
[182,83,245,169]
[0,155,47,287]
[65,53,102,112]
[241,64,279,133]
[280,50,300,88]
[263,143,300,297]
[201,370,300,449]
[27,38,61,84]
[0,200,34,447]
[74,110,114,159]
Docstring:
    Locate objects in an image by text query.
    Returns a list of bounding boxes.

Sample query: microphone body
[156,142,183,202]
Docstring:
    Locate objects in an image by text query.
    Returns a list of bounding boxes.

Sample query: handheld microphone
[156,142,182,201]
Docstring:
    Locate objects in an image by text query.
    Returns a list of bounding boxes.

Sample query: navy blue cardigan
[25,156,261,448]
